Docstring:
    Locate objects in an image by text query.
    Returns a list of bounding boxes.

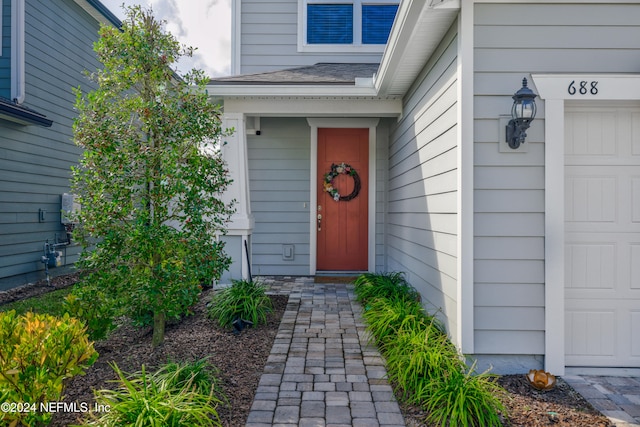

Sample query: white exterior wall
[238,0,385,74]
[472,1,640,372]
[387,23,460,342]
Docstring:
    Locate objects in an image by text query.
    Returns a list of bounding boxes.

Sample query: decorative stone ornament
[526,369,557,391]
[323,162,361,202]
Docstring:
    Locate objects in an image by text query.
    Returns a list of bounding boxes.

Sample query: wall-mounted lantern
[506,77,537,149]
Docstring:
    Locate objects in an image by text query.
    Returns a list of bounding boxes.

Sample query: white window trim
[297,0,399,53]
[11,0,25,104]
[0,0,3,57]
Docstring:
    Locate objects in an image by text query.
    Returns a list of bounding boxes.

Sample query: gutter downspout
[11,0,25,105]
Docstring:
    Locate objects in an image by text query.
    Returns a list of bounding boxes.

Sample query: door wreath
[323,162,361,202]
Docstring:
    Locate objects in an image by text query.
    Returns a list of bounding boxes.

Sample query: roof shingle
[210,63,379,86]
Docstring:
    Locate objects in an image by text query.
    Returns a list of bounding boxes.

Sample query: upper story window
[299,1,399,53]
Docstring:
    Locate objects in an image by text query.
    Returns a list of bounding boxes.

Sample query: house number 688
[568,80,598,96]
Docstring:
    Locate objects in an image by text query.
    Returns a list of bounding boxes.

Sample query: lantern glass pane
[521,100,535,118]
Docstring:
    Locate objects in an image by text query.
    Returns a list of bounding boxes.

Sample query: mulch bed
[0,274,614,427]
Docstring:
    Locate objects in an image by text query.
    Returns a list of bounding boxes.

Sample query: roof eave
[0,100,53,127]
[375,0,460,97]
[73,0,122,27]
[206,83,379,98]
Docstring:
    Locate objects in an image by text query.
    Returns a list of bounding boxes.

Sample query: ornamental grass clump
[207,279,273,329]
[77,361,223,427]
[384,325,463,405]
[157,358,224,398]
[0,310,98,427]
[354,271,420,305]
[362,296,442,346]
[421,362,507,427]
[354,272,507,427]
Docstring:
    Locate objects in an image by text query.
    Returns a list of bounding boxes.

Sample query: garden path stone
[246,278,406,427]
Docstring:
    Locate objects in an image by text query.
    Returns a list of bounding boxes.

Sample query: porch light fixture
[506,77,537,149]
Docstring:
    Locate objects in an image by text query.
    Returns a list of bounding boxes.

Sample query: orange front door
[317,128,368,271]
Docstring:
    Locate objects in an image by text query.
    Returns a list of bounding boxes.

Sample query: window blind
[307,4,353,44]
[362,4,398,44]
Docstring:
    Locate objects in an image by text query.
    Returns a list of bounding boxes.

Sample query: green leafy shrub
[207,280,273,328]
[64,284,117,340]
[354,271,420,304]
[77,362,222,427]
[0,310,98,427]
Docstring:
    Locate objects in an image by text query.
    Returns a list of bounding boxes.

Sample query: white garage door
[565,103,640,368]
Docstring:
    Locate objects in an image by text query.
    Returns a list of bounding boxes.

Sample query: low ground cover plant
[354,272,507,427]
[207,279,273,329]
[0,310,98,427]
[76,359,223,427]
[1,286,74,318]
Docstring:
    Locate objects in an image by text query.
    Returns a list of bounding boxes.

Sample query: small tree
[71,6,233,347]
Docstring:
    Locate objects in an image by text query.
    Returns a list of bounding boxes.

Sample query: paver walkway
[246,278,406,427]
[564,375,640,427]
[248,276,640,427]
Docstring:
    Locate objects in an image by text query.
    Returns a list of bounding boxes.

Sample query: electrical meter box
[61,193,80,224]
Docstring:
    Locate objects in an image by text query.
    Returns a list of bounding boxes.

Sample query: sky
[99,0,232,78]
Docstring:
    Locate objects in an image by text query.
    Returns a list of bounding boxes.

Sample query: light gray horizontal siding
[247,117,311,276]
[386,22,459,340]
[472,2,640,357]
[375,120,390,272]
[239,0,384,74]
[0,0,100,283]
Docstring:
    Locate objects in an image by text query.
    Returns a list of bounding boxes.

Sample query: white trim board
[307,118,380,275]
[457,0,474,354]
[531,73,640,376]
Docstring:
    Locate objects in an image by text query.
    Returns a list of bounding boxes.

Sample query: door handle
[317,214,322,231]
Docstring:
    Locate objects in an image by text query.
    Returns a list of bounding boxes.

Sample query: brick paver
[246,278,406,427]
[564,375,640,427]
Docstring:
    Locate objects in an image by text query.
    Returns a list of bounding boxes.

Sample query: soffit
[73,0,122,27]
[375,0,460,96]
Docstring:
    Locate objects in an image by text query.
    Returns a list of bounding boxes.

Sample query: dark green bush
[64,284,117,340]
